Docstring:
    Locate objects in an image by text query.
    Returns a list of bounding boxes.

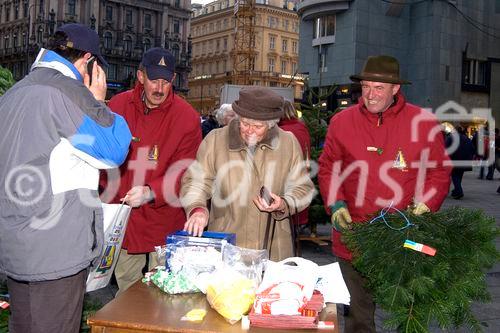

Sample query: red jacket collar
[131,82,174,114]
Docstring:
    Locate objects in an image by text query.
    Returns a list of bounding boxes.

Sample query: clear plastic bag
[205,244,268,324]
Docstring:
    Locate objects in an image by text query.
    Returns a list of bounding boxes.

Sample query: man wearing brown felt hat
[318,55,451,332]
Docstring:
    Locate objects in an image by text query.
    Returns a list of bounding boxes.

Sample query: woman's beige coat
[181,120,315,260]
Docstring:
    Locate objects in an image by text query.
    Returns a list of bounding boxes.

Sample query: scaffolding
[232,0,256,85]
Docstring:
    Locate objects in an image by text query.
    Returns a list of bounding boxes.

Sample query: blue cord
[368,202,415,231]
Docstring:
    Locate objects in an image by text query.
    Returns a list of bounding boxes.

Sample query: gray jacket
[0,64,131,281]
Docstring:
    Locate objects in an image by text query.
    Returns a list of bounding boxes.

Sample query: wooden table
[88,281,339,332]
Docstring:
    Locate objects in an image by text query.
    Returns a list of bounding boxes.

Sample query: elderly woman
[180,87,314,260]
[215,103,236,126]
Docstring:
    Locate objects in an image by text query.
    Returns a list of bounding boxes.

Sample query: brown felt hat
[350,55,411,85]
[232,87,284,120]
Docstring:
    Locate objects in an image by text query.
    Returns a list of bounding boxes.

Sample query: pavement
[2,170,500,332]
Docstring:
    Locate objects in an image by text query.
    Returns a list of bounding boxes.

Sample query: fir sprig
[343,207,500,333]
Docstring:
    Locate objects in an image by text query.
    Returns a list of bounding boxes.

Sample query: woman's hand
[253,191,285,213]
[183,209,209,237]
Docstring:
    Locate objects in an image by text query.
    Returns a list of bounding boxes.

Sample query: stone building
[189,0,304,114]
[0,0,192,97]
[297,0,500,121]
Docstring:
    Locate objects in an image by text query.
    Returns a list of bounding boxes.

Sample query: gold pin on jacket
[148,145,159,161]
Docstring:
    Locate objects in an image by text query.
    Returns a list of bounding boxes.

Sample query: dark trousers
[7,269,87,333]
[339,259,376,333]
[451,169,465,196]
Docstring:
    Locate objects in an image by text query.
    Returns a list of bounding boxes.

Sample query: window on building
[223,18,228,29]
[283,19,289,31]
[314,15,335,39]
[216,21,221,31]
[68,0,76,16]
[39,0,44,15]
[173,19,180,33]
[269,81,277,87]
[124,35,132,52]
[23,2,28,18]
[125,9,132,26]
[208,40,213,53]
[107,63,117,80]
[216,39,220,52]
[5,5,10,22]
[496,0,500,13]
[172,44,180,62]
[4,36,9,49]
[14,4,19,20]
[281,60,287,74]
[145,14,151,29]
[268,58,275,72]
[223,38,227,50]
[463,58,487,86]
[292,40,298,54]
[122,65,136,80]
[175,0,181,8]
[282,39,288,53]
[291,62,297,75]
[104,32,112,49]
[143,38,152,52]
[269,35,275,49]
[106,6,113,21]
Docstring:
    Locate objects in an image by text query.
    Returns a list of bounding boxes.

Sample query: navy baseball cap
[140,47,175,81]
[55,23,108,67]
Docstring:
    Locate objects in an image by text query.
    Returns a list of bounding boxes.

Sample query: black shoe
[486,176,493,180]
[497,187,500,194]
[452,194,464,199]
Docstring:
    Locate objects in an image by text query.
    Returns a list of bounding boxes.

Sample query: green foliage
[80,296,103,333]
[299,84,338,225]
[343,207,500,333]
[0,280,8,333]
[0,67,15,96]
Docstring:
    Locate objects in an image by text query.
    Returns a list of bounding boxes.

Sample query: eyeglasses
[240,119,267,131]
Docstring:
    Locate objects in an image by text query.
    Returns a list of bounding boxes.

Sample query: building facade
[297,0,500,121]
[0,0,192,96]
[189,0,304,114]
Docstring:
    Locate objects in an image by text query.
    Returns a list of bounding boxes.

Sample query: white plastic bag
[86,203,131,292]
[254,257,318,315]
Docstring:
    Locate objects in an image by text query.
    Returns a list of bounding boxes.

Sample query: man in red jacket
[104,48,202,293]
[318,55,451,332]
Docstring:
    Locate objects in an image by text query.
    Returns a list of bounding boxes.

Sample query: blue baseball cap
[55,23,108,67]
[140,47,175,81]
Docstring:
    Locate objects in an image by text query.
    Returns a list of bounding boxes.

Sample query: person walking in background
[0,24,131,332]
[201,108,220,138]
[318,55,451,332]
[473,125,495,180]
[445,125,474,199]
[102,47,202,294]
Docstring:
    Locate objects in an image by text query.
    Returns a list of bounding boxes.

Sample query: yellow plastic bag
[206,271,256,324]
